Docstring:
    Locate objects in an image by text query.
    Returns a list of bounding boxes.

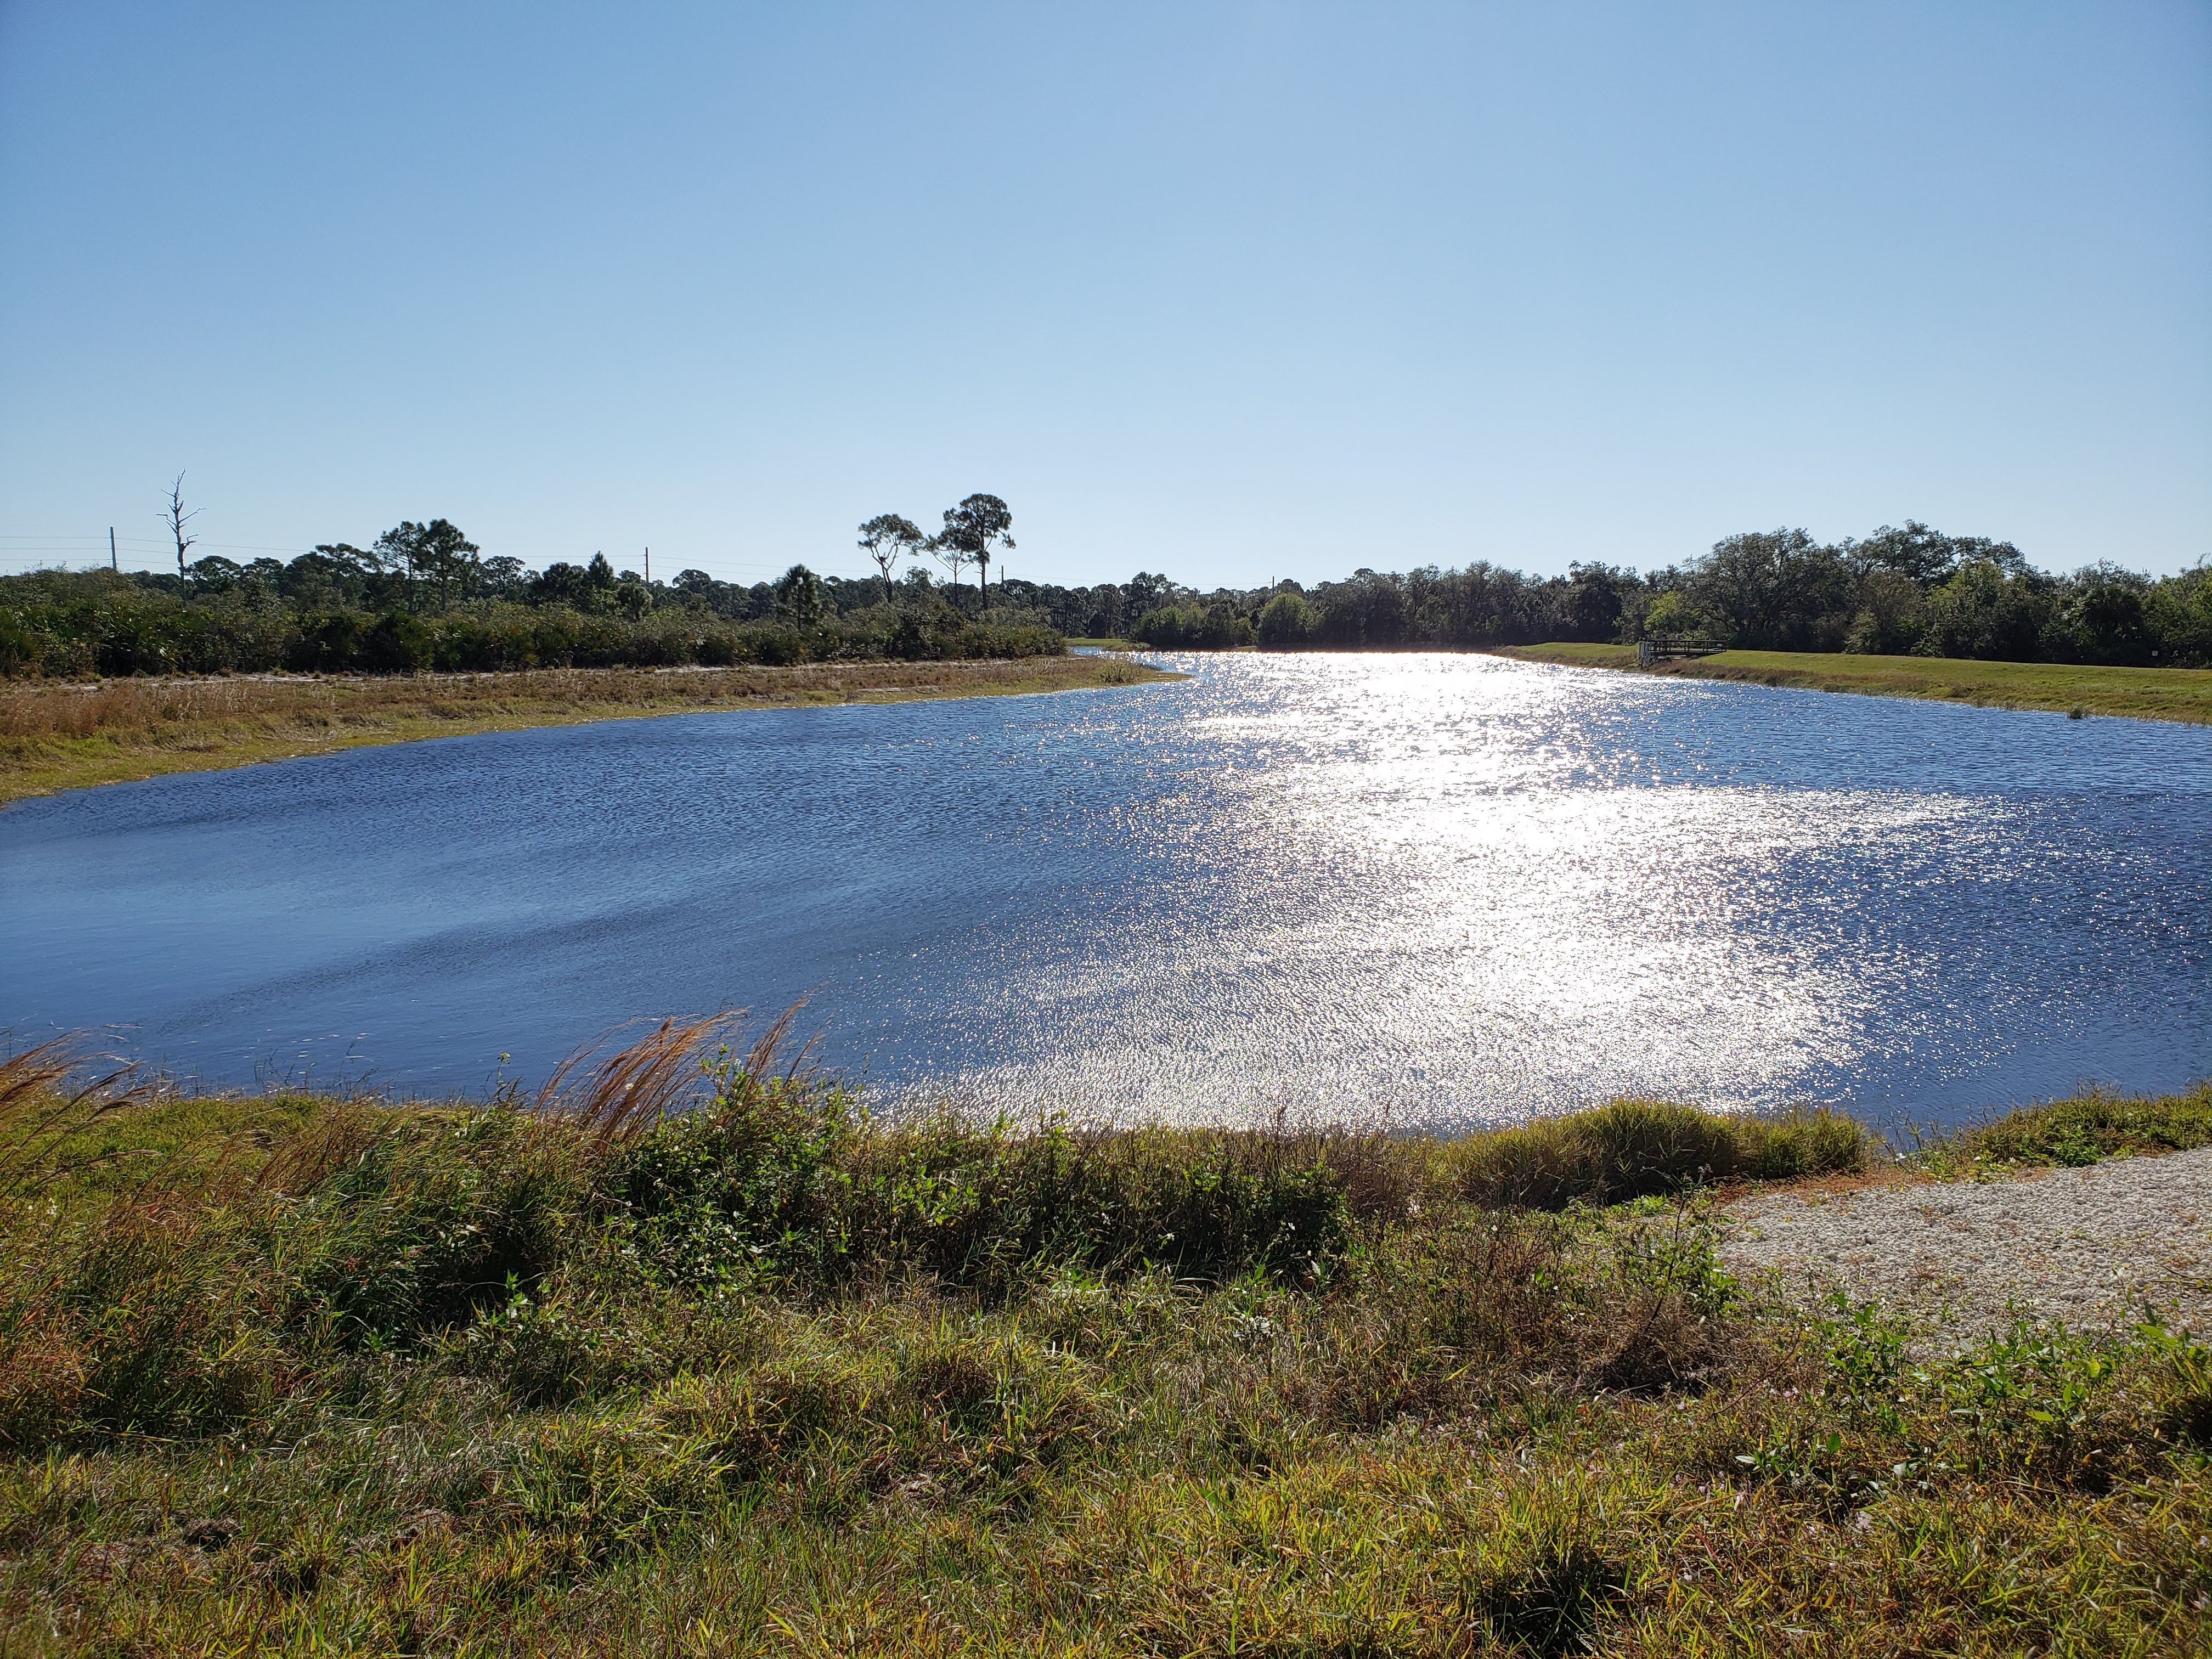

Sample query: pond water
[3,654,2208,1131]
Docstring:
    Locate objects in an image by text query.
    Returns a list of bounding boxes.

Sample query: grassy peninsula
[0,657,1176,805]
[3,1025,2207,1656]
[1498,642,2212,726]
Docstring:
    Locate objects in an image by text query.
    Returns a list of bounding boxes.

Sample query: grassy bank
[1498,642,2212,725]
[0,657,1178,804]
[1912,1084,2212,1178]
[3,1027,2207,1656]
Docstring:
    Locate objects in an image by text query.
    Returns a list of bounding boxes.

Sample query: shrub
[0,571,1066,680]
[847,1119,1357,1285]
[7,1027,2212,1656]
[1731,1107,1868,1181]
[284,611,366,671]
[614,1094,1364,1293]
[358,611,434,672]
[606,1059,860,1288]
[270,1105,585,1345]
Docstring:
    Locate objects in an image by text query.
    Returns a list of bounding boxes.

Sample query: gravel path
[1720,1147,2212,1353]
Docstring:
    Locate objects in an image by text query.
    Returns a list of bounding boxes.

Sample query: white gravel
[1720,1147,2212,1353]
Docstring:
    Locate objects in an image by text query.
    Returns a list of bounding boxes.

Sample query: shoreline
[0,655,1183,804]
[7,1048,2205,1651]
[10,637,2204,1659]
[1495,640,2212,725]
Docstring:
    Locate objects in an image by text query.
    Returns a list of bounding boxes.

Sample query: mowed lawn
[1498,643,2212,725]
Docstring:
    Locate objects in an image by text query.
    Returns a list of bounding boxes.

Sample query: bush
[613,1086,1364,1292]
[284,611,366,672]
[0,571,1066,680]
[265,1104,586,1346]
[607,1060,861,1288]
[359,611,434,672]
[5,1032,2211,1653]
[844,1119,1358,1286]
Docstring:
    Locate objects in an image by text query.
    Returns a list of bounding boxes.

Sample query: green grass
[1449,1099,1867,1209]
[1497,643,2212,725]
[1064,636,1144,652]
[2,1031,2208,1656]
[1913,1082,2212,1177]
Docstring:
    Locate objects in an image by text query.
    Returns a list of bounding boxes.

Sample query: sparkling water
[4,653,2206,1130]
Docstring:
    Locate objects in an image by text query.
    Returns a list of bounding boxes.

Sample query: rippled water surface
[4,654,2208,1128]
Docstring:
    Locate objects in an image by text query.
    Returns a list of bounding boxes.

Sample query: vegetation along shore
[8,512,2207,685]
[2,1022,2208,1655]
[1496,644,2212,726]
[8,505,2207,793]
[0,658,1175,806]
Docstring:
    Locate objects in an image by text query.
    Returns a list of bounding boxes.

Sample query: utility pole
[109,528,117,571]
[644,546,650,585]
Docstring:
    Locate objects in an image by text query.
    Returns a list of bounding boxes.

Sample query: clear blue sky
[2,2,2206,588]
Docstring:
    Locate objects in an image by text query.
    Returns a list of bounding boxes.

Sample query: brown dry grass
[0,657,1178,803]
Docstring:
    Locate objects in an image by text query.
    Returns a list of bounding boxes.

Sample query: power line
[0,534,315,554]
[0,536,828,567]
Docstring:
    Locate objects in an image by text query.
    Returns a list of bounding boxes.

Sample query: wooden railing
[1637,635,1726,666]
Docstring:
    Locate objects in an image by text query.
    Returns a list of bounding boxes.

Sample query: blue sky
[2,2,2206,588]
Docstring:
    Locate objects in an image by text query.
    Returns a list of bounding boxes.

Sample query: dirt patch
[1721,1146,2212,1353]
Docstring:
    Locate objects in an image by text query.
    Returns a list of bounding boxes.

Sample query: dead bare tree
[165,473,200,575]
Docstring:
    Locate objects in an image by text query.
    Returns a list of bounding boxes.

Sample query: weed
[1,1041,2207,1654]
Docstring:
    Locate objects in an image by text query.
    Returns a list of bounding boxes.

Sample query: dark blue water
[3,654,2207,1129]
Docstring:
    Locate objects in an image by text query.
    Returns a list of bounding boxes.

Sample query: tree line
[0,495,1048,679]
[3,500,2206,677]
[1121,523,2210,668]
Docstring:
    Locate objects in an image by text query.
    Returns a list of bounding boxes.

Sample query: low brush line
[1497,641,2212,725]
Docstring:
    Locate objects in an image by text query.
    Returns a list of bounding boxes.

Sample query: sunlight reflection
[881,652,2200,1128]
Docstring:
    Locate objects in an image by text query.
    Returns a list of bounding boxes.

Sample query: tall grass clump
[1918,1081,2212,1172]
[0,1015,1403,1452]
[603,1020,1406,1292]
[1452,1098,1864,1209]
